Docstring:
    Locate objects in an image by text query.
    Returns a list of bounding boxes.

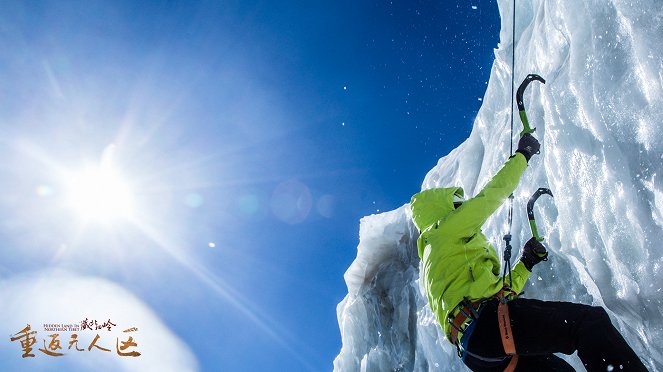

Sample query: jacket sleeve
[508,261,531,294]
[438,153,528,239]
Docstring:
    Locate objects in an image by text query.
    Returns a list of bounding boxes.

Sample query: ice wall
[335,0,663,370]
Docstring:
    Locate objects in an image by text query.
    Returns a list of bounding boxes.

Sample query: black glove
[519,237,549,271]
[516,134,541,162]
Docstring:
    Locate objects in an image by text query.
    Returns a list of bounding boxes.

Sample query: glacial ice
[335,0,663,370]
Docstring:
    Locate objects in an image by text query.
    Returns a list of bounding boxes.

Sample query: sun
[63,164,135,223]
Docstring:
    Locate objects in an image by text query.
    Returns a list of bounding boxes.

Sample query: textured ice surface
[335,0,663,370]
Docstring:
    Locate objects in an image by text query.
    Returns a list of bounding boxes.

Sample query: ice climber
[409,133,647,371]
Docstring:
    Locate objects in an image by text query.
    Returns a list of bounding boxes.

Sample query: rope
[502,0,517,288]
[509,0,516,155]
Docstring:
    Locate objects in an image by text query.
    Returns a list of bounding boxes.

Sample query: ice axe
[517,74,546,137]
[527,187,553,243]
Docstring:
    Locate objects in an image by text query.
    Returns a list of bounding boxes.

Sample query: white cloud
[0,269,198,371]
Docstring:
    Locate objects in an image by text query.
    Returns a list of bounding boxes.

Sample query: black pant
[462,298,647,371]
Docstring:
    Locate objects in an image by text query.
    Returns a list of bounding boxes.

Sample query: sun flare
[64,164,135,223]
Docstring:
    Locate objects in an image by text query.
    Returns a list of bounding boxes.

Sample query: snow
[335,0,663,371]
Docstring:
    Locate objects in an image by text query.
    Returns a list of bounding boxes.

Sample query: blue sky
[0,1,498,370]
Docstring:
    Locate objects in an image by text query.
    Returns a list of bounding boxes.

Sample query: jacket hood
[410,187,464,231]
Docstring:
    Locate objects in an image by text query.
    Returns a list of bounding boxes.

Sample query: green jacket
[410,153,531,340]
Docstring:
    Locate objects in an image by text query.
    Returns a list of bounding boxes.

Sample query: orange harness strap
[450,289,520,371]
[496,288,518,371]
[448,300,482,347]
[497,300,517,354]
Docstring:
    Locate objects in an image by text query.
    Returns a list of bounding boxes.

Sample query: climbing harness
[448,297,483,352]
[448,290,520,371]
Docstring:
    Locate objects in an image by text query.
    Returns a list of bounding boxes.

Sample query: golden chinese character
[9,324,38,358]
[39,334,64,357]
[87,334,111,352]
[68,334,85,352]
[116,335,141,357]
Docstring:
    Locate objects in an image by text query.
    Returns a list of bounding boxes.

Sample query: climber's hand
[519,237,549,271]
[516,134,541,162]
